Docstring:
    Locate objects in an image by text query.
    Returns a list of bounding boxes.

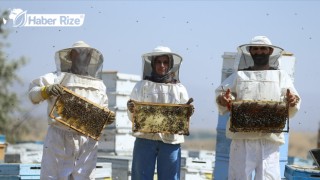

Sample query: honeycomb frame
[131,100,193,135]
[229,100,289,133]
[49,87,114,140]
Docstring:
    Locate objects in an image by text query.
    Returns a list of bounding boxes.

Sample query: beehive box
[106,107,132,129]
[98,129,135,155]
[0,163,111,180]
[0,163,41,179]
[95,162,112,180]
[107,92,131,109]
[181,157,214,171]
[130,100,193,135]
[50,87,115,140]
[97,155,132,180]
[180,168,212,180]
[230,100,289,133]
[285,165,320,180]
[101,71,140,94]
[188,150,215,160]
[101,71,141,109]
[180,157,213,180]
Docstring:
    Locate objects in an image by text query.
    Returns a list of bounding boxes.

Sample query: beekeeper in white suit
[127,46,192,180]
[28,41,114,180]
[216,36,301,179]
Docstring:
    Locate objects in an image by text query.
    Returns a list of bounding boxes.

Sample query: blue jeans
[131,138,181,180]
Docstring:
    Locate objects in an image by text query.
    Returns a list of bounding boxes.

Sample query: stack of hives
[99,71,141,156]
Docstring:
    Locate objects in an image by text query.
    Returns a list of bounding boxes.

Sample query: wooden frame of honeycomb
[131,100,193,135]
[49,87,114,140]
[229,100,289,133]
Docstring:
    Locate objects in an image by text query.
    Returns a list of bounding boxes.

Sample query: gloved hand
[127,100,135,113]
[45,84,64,97]
[106,112,116,125]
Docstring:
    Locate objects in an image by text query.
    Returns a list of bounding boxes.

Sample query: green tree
[0,11,27,140]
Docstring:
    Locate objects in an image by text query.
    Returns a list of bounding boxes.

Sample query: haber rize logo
[2,8,85,27]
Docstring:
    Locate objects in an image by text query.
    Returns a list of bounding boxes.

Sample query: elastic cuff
[41,86,49,99]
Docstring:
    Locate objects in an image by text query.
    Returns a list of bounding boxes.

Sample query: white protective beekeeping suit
[215,36,301,179]
[128,46,189,144]
[29,41,108,180]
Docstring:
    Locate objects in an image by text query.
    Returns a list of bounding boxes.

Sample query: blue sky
[1,0,320,133]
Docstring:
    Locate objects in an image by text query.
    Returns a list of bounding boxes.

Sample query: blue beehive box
[0,135,5,144]
[0,163,111,179]
[0,163,40,179]
[285,165,320,179]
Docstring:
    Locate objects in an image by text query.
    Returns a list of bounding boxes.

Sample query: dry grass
[288,131,318,159]
[182,139,215,151]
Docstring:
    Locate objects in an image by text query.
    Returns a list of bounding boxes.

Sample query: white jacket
[216,70,301,145]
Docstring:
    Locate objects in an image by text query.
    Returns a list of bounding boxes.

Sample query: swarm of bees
[132,101,193,135]
[229,101,289,133]
[50,88,114,140]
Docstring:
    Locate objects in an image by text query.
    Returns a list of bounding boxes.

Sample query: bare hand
[218,88,232,110]
[286,89,298,107]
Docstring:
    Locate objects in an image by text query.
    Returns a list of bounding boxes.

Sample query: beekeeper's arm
[29,73,64,104]
[280,71,301,118]
[127,81,143,121]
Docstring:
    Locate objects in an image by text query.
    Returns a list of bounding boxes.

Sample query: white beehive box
[278,52,296,82]
[98,129,135,156]
[101,71,141,94]
[180,168,212,180]
[107,107,132,129]
[101,71,141,109]
[95,162,112,180]
[97,155,132,180]
[101,71,140,129]
[221,52,237,82]
[106,92,131,109]
[180,157,214,180]
[188,150,215,160]
[181,157,214,171]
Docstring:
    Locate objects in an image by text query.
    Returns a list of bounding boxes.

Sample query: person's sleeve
[279,71,301,118]
[100,85,109,108]
[127,81,142,121]
[28,73,56,104]
[215,73,237,115]
[178,84,189,104]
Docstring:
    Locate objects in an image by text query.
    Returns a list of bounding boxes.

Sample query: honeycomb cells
[132,102,192,135]
[230,101,289,133]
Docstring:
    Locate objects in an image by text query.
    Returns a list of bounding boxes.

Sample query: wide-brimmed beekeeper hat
[236,36,284,70]
[141,46,183,82]
[55,41,104,78]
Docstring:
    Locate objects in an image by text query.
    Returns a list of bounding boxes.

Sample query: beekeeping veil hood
[235,36,284,70]
[55,41,103,79]
[142,46,183,83]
